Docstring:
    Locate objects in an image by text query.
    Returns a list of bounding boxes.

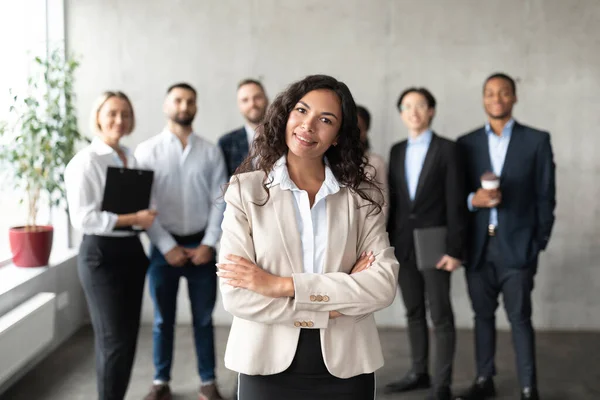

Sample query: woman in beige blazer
[217,75,400,400]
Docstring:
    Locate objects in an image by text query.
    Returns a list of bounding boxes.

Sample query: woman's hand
[329,311,343,319]
[135,209,157,229]
[329,251,376,319]
[217,254,294,298]
[351,251,375,274]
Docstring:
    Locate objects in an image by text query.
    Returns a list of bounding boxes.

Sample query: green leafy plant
[0,46,86,229]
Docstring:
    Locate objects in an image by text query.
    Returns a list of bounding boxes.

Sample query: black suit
[457,121,556,389]
[388,133,467,389]
[218,127,249,177]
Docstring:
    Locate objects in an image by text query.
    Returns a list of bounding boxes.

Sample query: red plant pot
[8,225,54,268]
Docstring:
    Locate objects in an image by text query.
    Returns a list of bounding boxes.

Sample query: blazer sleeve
[534,132,556,250]
[444,142,467,259]
[293,189,400,316]
[218,178,329,329]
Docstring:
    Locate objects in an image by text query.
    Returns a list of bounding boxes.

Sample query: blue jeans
[148,243,217,383]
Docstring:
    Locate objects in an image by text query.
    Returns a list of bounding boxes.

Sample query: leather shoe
[521,387,539,400]
[385,372,431,393]
[426,385,452,400]
[144,384,172,400]
[454,377,496,399]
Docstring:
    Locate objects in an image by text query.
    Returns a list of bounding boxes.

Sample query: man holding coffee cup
[455,73,556,400]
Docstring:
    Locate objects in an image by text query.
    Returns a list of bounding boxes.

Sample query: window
[0,0,67,262]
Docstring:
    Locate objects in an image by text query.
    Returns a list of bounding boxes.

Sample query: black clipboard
[413,226,447,270]
[101,166,154,231]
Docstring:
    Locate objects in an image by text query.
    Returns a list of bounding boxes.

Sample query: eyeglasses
[400,103,429,112]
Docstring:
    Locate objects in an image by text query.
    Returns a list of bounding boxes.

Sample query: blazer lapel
[323,189,349,274]
[476,128,493,174]
[412,134,439,206]
[271,187,304,274]
[500,121,523,181]
[393,142,411,203]
[236,128,250,155]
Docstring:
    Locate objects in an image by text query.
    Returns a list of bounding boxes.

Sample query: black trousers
[398,260,456,388]
[239,329,375,400]
[466,236,537,388]
[78,235,148,400]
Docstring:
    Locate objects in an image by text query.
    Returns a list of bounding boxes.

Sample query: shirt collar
[485,118,515,138]
[162,129,197,144]
[269,155,341,196]
[407,129,433,145]
[91,137,130,156]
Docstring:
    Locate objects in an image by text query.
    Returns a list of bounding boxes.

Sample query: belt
[171,230,205,245]
[488,224,497,236]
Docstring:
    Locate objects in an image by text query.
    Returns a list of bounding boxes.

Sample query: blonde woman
[64,92,156,400]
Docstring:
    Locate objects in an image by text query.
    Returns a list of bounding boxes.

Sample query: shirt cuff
[155,236,178,255]
[467,192,477,212]
[201,231,220,249]
[106,212,119,231]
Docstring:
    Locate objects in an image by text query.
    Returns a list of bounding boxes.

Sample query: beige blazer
[218,171,400,379]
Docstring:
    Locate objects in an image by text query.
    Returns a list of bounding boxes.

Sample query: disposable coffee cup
[481,173,500,190]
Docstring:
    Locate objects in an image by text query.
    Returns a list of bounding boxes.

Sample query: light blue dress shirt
[405,130,433,201]
[468,119,514,227]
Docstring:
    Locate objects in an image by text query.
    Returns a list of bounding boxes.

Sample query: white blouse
[269,157,341,274]
[64,138,136,237]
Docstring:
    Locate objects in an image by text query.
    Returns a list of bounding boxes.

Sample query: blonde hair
[90,91,135,135]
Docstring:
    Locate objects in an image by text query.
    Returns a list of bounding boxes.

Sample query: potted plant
[0,46,85,267]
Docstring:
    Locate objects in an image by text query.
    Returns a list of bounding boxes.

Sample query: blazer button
[301,321,308,327]
[310,295,317,302]
[316,295,323,302]
[307,321,314,327]
[322,295,330,302]
[294,321,301,327]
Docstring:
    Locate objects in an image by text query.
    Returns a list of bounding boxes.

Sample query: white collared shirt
[405,129,433,201]
[244,124,256,147]
[269,156,341,274]
[134,130,228,254]
[64,137,136,237]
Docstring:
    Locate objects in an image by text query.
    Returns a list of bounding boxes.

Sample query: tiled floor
[2,325,599,399]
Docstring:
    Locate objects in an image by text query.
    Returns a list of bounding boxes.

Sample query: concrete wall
[66,0,600,330]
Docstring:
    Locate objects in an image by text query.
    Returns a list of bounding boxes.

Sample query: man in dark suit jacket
[218,78,268,400]
[455,73,556,400]
[218,79,268,177]
[385,87,467,400]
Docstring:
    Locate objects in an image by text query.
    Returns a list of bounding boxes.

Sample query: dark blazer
[218,127,249,177]
[388,133,467,263]
[457,121,556,270]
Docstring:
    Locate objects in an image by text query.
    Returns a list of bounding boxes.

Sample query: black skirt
[238,329,375,400]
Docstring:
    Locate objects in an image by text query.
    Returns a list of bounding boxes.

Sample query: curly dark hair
[235,74,382,213]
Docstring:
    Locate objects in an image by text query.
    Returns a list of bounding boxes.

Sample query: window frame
[0,0,68,268]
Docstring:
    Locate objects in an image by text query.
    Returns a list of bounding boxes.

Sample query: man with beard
[218,79,268,177]
[454,73,555,400]
[136,83,228,400]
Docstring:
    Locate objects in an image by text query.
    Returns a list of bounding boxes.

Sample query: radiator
[0,292,56,387]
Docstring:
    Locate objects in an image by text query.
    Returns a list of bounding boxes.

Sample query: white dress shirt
[269,156,341,274]
[466,119,515,227]
[64,137,136,237]
[405,129,433,201]
[135,130,228,254]
[244,124,256,148]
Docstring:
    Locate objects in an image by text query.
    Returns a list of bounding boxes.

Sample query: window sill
[0,249,78,297]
